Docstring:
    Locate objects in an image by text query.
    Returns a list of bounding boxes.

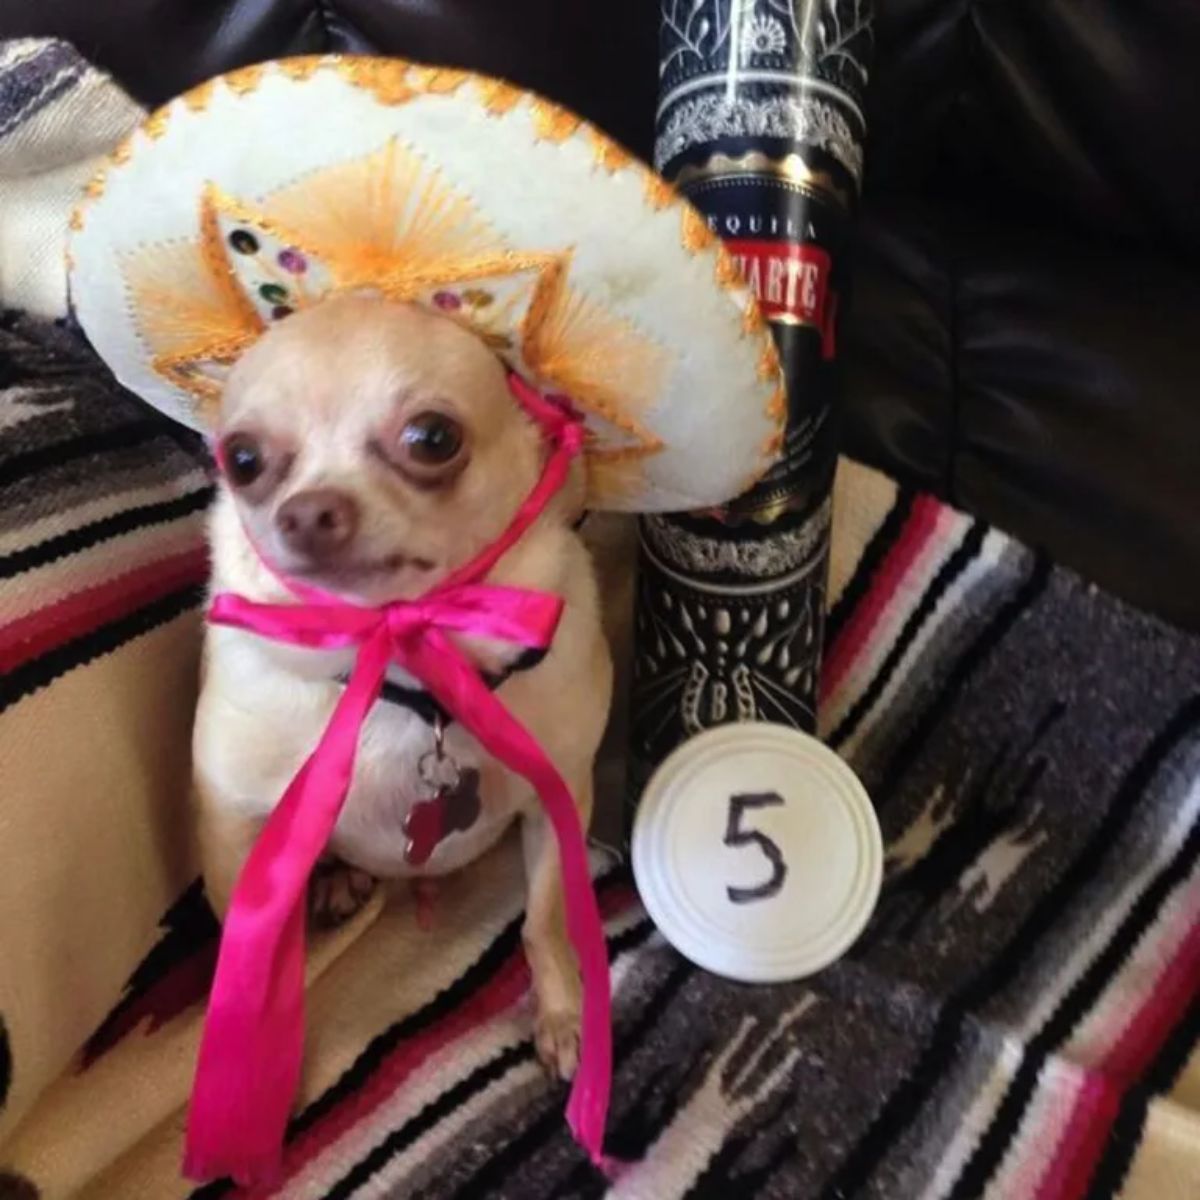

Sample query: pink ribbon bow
[184,377,612,1186]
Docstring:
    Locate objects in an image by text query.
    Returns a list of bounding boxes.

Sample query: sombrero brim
[67,56,785,513]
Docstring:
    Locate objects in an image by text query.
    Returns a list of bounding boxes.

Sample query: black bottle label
[628,182,838,797]
[627,0,873,820]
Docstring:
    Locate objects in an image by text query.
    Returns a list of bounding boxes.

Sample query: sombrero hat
[67,56,785,513]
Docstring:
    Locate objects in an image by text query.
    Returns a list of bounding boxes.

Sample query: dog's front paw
[534,1008,580,1081]
[309,861,376,929]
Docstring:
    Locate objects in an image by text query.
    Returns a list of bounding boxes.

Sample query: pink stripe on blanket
[821,494,945,702]
[1032,898,1200,1198]
[1102,907,1200,1084]
[238,884,638,1196]
[1033,1072,1117,1200]
[0,546,206,672]
[251,955,533,1198]
[1057,1076,1122,1200]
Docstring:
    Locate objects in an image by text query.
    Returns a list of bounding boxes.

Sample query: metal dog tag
[404,717,483,866]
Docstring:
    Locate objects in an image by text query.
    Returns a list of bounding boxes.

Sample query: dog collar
[359,646,547,727]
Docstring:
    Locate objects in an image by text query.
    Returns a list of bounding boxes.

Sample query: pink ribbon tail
[183,624,392,1185]
[405,628,613,1165]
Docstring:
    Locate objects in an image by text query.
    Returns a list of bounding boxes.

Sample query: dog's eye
[221,433,266,487]
[399,412,463,467]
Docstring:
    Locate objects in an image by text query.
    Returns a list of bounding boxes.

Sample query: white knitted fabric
[0,40,143,317]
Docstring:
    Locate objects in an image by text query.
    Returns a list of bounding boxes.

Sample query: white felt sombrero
[67,56,785,512]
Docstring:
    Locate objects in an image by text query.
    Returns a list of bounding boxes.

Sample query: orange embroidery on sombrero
[766,381,788,423]
[713,246,742,290]
[224,65,266,96]
[119,136,555,404]
[741,302,766,337]
[522,268,666,465]
[143,107,171,140]
[587,127,632,174]
[680,206,716,254]
[116,132,671,480]
[757,341,781,382]
[109,134,134,166]
[123,234,264,403]
[277,57,325,82]
[529,99,581,144]
[182,79,216,113]
[335,58,415,105]
[248,138,508,292]
[644,174,676,212]
[477,79,524,116]
[407,65,470,95]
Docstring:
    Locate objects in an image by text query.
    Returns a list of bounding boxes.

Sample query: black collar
[350,647,548,728]
[340,517,586,728]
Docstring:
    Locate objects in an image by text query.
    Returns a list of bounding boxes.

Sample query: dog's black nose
[275,488,360,559]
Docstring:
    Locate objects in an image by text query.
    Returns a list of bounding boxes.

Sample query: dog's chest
[328,692,523,878]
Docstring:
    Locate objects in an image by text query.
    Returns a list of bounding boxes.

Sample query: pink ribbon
[184,377,612,1185]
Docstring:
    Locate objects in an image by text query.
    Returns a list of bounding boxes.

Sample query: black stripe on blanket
[829,519,988,748]
[0,42,84,139]
[819,690,1200,1200]
[680,1087,798,1199]
[188,870,632,1200]
[870,552,1051,809]
[1085,990,1200,1200]
[584,956,698,1163]
[329,919,659,1200]
[0,488,213,581]
[947,764,1200,1198]
[455,948,697,1200]
[0,418,167,489]
[0,582,204,714]
[824,488,915,646]
[325,1043,534,1200]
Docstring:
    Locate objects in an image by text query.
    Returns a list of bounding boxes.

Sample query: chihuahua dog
[193,293,612,1076]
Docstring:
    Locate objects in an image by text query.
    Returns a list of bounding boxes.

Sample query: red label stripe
[726,238,836,355]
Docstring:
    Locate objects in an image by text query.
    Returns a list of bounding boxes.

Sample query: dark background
[4,0,1199,625]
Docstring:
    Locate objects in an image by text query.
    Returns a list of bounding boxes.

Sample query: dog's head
[215,293,571,602]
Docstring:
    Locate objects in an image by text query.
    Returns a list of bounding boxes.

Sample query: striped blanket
[2,37,1198,1200]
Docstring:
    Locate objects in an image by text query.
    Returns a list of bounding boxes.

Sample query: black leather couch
[6,0,1199,626]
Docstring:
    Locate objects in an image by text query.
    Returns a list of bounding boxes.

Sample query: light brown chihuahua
[193,293,612,1077]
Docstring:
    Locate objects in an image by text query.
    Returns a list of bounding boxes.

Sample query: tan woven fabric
[1,459,1195,1200]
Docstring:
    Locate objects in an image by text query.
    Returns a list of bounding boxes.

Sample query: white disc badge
[632,723,883,983]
